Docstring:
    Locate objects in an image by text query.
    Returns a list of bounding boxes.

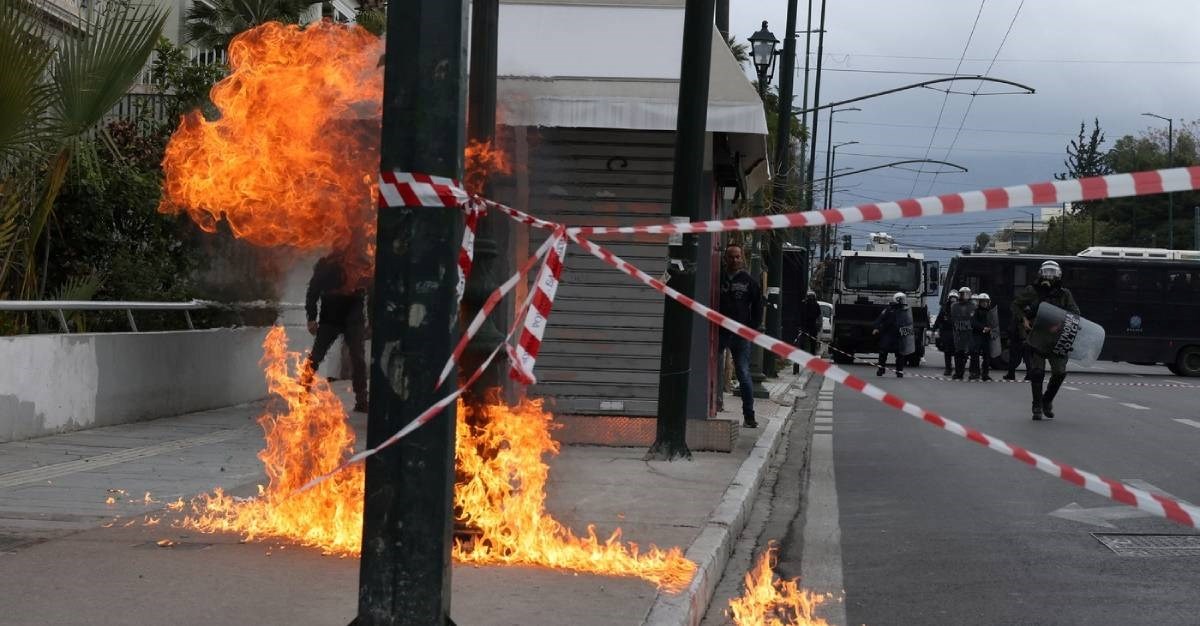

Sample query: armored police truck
[815,232,941,365]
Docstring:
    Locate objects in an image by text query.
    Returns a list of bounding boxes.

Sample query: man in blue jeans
[718,244,763,428]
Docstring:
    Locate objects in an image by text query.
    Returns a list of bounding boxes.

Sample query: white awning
[496,2,769,188]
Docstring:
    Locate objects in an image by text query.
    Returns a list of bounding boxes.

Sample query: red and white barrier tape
[378,171,471,209]
[436,234,558,388]
[509,226,568,385]
[569,166,1200,236]
[567,231,1200,530]
[298,252,548,494]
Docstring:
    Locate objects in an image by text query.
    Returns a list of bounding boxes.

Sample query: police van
[943,248,1200,376]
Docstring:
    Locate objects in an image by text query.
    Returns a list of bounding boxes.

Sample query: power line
[926,0,1025,197]
[834,119,1073,137]
[815,52,1200,65]
[908,0,989,198]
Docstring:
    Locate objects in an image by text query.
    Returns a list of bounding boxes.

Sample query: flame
[728,545,831,626]
[453,399,696,591]
[182,326,364,554]
[159,21,383,252]
[178,327,693,588]
[464,139,512,196]
[104,496,115,505]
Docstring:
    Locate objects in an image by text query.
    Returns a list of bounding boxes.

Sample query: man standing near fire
[1012,261,1080,420]
[305,244,370,413]
[719,243,762,429]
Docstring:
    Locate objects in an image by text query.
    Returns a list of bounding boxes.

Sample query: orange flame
[728,545,831,626]
[464,139,512,196]
[159,21,383,252]
[179,327,694,588]
[453,399,696,591]
[183,326,364,554]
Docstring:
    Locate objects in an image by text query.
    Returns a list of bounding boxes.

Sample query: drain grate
[1092,533,1200,557]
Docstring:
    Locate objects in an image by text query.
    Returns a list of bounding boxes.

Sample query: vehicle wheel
[1175,346,1200,377]
[1167,364,1182,376]
[831,348,854,364]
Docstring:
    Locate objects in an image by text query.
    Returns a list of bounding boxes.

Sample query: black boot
[943,353,953,377]
[981,359,992,382]
[1029,374,1045,421]
[1003,371,1016,381]
[953,353,966,380]
[1043,374,1065,419]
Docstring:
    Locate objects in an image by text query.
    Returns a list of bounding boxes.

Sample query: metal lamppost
[749,21,778,98]
[820,107,859,257]
[1143,112,1175,249]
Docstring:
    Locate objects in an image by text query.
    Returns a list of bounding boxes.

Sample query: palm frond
[0,0,56,165]
[51,269,103,332]
[51,1,167,138]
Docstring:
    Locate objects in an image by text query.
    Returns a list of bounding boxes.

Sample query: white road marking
[1063,386,1080,391]
[815,417,833,424]
[1087,393,1112,400]
[1174,419,1200,430]
[1120,402,1150,410]
[801,432,847,626]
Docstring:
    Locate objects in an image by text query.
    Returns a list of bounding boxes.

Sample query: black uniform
[873,302,913,377]
[305,253,369,410]
[969,303,998,381]
[1012,281,1080,419]
[933,299,957,375]
[950,299,976,379]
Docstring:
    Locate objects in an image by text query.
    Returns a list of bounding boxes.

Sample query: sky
[727,0,1200,268]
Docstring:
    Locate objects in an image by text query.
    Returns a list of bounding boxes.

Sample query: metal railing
[0,300,303,334]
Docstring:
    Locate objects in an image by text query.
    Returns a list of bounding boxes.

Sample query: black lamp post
[1143,112,1174,249]
[749,21,778,98]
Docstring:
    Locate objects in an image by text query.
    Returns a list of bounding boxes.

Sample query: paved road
[828,350,1200,625]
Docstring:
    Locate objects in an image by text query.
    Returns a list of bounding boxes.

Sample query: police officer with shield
[873,292,915,378]
[950,286,976,380]
[1012,261,1080,420]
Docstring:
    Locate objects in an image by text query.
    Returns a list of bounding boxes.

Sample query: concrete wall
[0,328,273,443]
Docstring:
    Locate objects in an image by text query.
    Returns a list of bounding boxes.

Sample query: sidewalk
[0,372,812,626]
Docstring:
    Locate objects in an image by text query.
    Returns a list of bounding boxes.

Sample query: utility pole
[648,0,716,461]
[804,0,828,257]
[1194,205,1198,251]
[764,0,800,376]
[797,0,814,254]
[356,0,465,623]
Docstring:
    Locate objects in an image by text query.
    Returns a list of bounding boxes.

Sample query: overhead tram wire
[833,119,1074,138]
[906,0,988,200]
[813,51,1200,65]
[924,0,1025,197]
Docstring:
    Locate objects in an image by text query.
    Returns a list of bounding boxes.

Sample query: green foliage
[150,37,226,123]
[185,0,314,49]
[974,232,991,253]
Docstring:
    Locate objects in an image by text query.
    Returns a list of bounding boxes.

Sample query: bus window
[1013,264,1027,287]
[1167,270,1200,303]
[1116,268,1165,301]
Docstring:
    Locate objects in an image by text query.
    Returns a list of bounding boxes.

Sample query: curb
[642,370,812,626]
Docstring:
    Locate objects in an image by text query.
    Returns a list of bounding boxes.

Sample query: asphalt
[0,373,810,626]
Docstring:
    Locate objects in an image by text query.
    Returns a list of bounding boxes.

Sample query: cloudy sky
[727,0,1200,265]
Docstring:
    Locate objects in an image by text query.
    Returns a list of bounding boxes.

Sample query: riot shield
[1026,302,1105,365]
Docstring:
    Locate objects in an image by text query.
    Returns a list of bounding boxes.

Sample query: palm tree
[184,0,316,51]
[0,0,167,301]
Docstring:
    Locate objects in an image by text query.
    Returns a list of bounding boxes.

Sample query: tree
[184,0,315,50]
[0,0,167,304]
[1055,118,1112,246]
[973,232,991,253]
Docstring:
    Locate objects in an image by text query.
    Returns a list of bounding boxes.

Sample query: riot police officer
[873,292,914,378]
[933,291,959,376]
[950,286,976,380]
[1012,260,1080,420]
[970,293,999,381]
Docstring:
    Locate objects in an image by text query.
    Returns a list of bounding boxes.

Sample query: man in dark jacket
[719,244,762,428]
[1012,260,1080,420]
[872,292,914,378]
[304,245,370,412]
[797,290,822,354]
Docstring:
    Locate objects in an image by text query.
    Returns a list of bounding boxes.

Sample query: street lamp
[1143,112,1175,248]
[821,107,860,256]
[748,21,778,97]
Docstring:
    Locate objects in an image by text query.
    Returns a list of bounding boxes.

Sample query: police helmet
[958,286,972,299]
[947,291,960,302]
[978,292,991,303]
[1039,260,1062,280]
[893,292,906,304]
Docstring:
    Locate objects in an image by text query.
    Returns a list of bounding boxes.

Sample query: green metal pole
[648,0,717,461]
[764,0,801,377]
[805,0,828,256]
[356,0,465,623]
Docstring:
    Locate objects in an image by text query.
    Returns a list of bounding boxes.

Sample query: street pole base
[643,439,693,461]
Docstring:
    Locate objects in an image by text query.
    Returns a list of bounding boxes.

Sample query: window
[843,258,922,292]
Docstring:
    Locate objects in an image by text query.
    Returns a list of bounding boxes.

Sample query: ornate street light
[748,21,778,97]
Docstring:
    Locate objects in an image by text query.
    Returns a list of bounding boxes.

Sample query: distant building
[989,205,1070,252]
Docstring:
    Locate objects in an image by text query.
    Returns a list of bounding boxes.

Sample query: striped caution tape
[567,230,1200,530]
[568,166,1200,237]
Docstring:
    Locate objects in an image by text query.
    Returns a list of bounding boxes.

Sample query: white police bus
[943,248,1200,376]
